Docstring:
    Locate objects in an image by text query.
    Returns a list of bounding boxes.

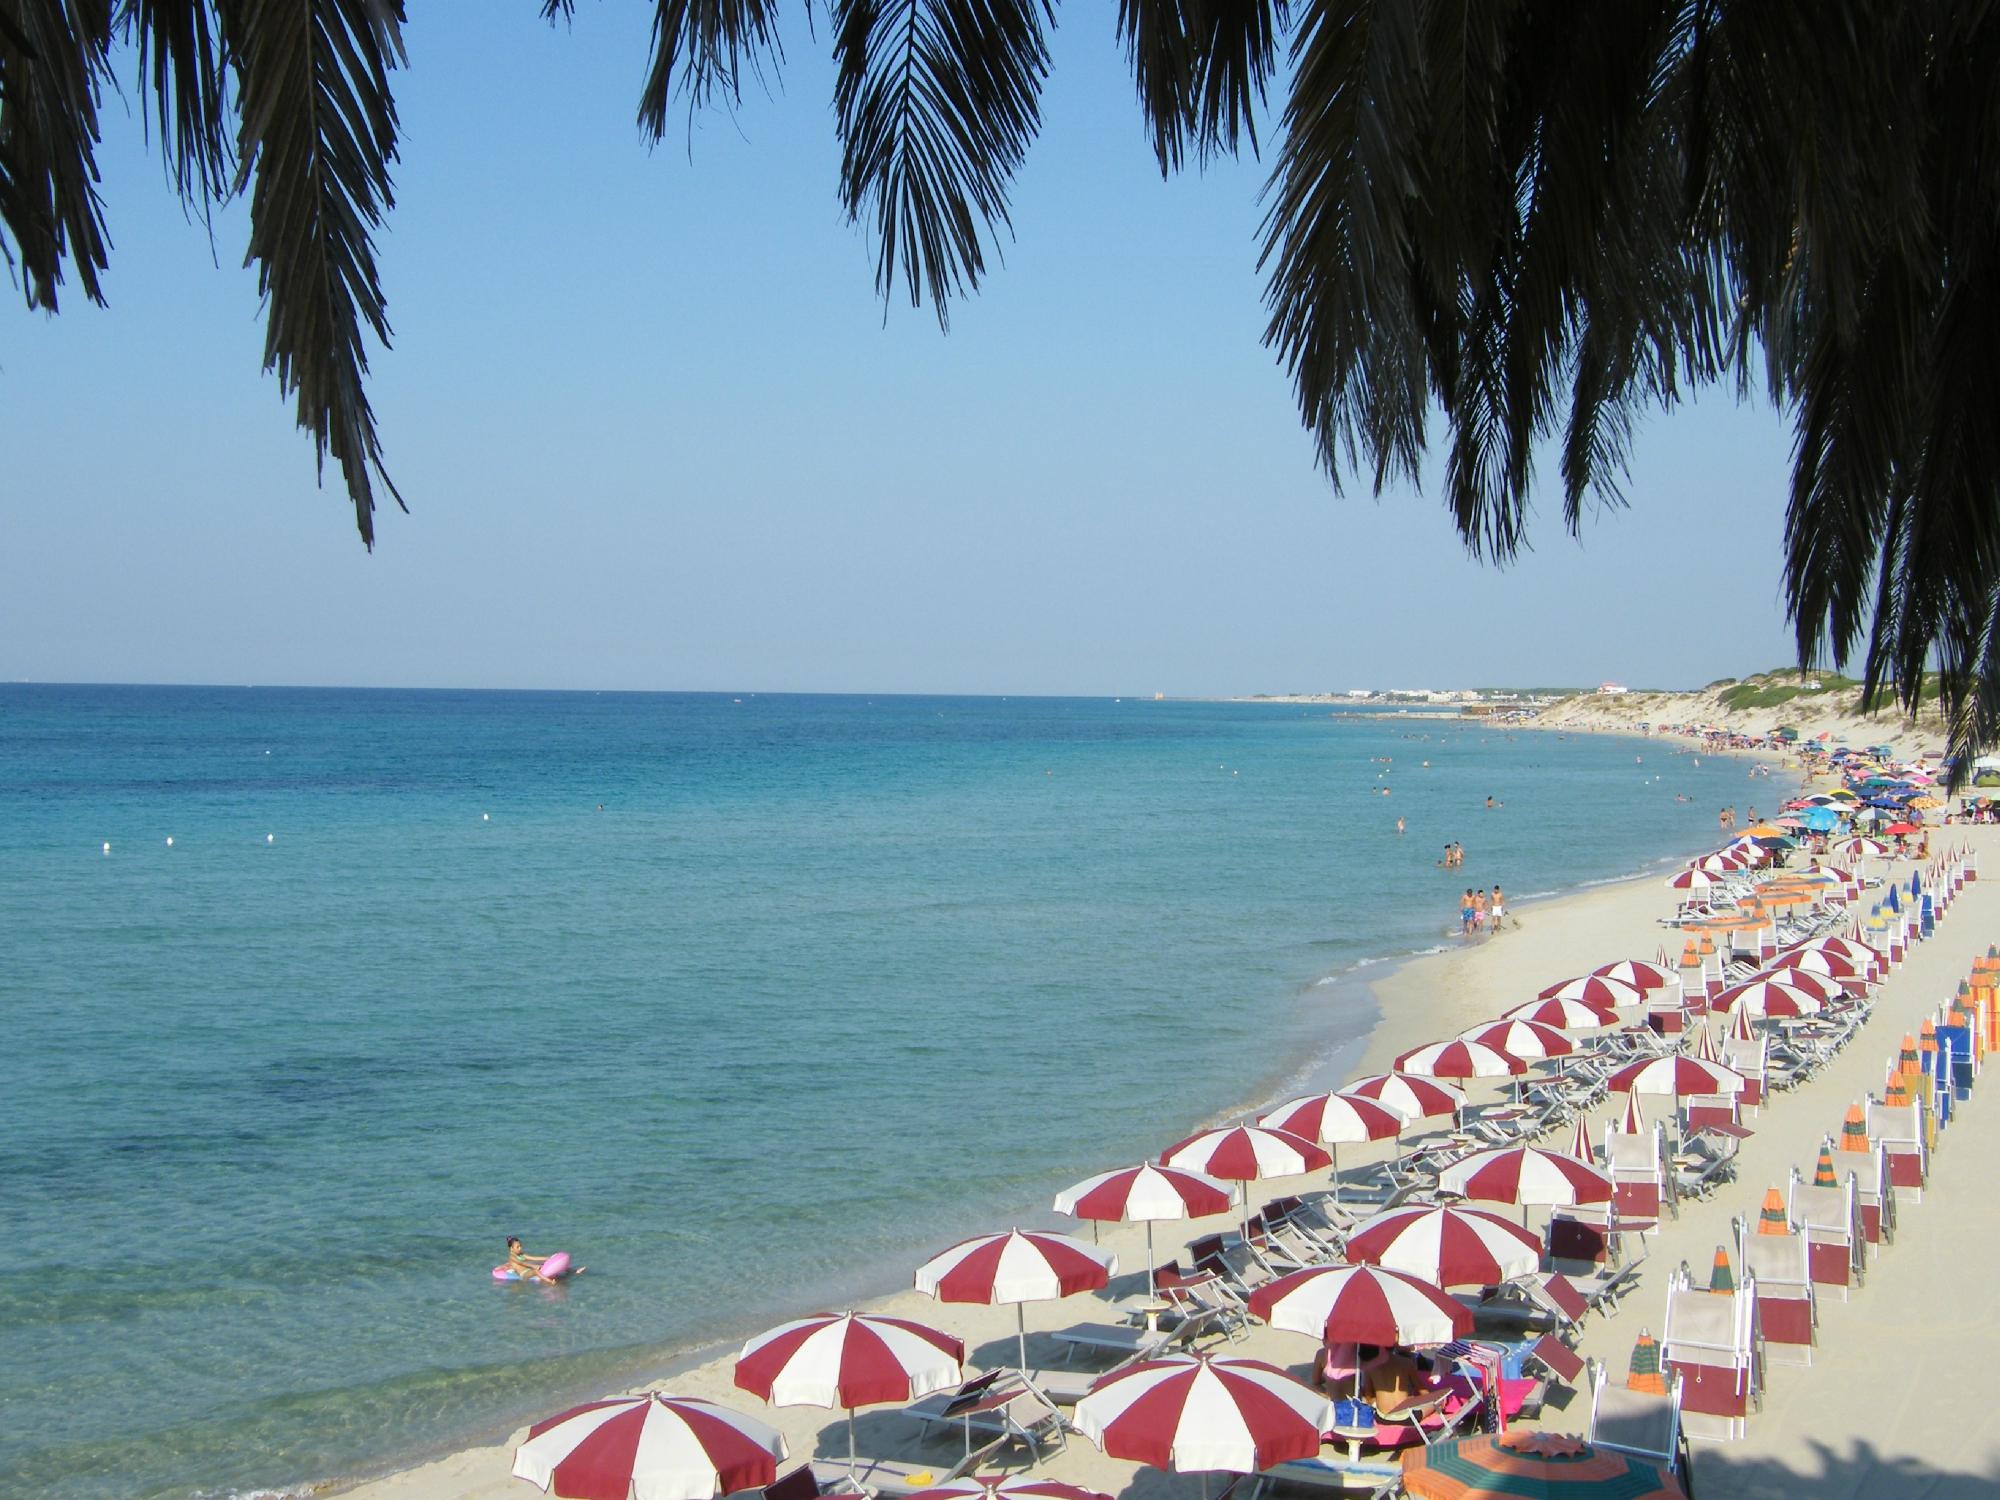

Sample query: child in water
[504,1236,554,1283]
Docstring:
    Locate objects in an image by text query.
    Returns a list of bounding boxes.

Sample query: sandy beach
[335,802,2000,1500]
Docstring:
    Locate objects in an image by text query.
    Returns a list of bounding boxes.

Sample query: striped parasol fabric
[1072,1355,1333,1474]
[512,1394,788,1500]
[1160,1125,1332,1182]
[1246,1263,1472,1346]
[735,1312,962,1410]
[1457,1018,1576,1062]
[1260,1091,1404,1146]
[1502,997,1620,1031]
[914,1230,1115,1368]
[1394,1038,1527,1079]
[1436,1146,1614,1208]
[1668,866,1724,892]
[1401,1431,1687,1500]
[1689,1024,1722,1064]
[1591,959,1680,993]
[1536,975,1646,1008]
[914,1230,1114,1305]
[1620,1090,1646,1136]
[1052,1163,1235,1297]
[1344,1073,1468,1120]
[1053,1163,1236,1223]
[1713,978,1823,1020]
[1341,1204,1541,1288]
[1605,1054,1746,1098]
[1567,1111,1596,1164]
[1758,965,1846,1002]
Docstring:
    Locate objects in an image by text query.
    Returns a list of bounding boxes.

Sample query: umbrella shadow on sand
[1692,1438,2000,1500]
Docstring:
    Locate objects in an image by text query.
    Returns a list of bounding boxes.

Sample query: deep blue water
[0,686,1755,1497]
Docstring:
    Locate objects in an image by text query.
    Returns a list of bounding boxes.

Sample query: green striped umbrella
[1402,1431,1686,1498]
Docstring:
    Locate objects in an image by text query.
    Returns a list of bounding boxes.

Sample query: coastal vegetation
[4,4,1996,767]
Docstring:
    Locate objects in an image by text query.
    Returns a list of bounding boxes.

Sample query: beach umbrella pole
[847,1409,857,1478]
[1017,1303,1028,1372]
[1146,1221,1156,1298]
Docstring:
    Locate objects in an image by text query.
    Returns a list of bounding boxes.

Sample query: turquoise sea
[0,687,1764,1498]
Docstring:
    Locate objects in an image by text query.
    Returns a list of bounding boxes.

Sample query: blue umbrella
[1911,873,1923,896]
[1802,807,1843,832]
[1885,885,1902,913]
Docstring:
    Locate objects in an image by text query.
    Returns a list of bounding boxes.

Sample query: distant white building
[1598,681,1629,696]
[1346,688,1372,698]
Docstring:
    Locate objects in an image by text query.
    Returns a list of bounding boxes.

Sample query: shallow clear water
[0,687,1757,1497]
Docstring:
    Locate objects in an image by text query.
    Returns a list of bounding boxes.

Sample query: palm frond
[637,0,786,129]
[222,0,405,546]
[1118,0,1288,175]
[833,0,1052,325]
[122,0,232,202]
[0,0,115,311]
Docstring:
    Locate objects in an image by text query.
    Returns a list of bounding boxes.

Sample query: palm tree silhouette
[3,4,1993,768]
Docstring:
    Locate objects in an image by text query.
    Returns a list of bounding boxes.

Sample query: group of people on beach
[1457,884,1508,936]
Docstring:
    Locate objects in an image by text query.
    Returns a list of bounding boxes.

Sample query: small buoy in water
[482,813,490,822]
[165,836,174,847]
[102,842,111,855]
[267,833,275,844]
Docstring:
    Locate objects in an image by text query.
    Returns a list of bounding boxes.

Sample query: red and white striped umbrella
[1342,1204,1542,1288]
[1693,854,1744,875]
[1436,1146,1614,1207]
[736,1312,961,1472]
[1258,1092,1403,1203]
[1457,1019,1575,1062]
[1689,1023,1721,1063]
[1259,1092,1403,1146]
[915,1230,1116,1368]
[1777,946,1862,983]
[1052,1163,1236,1297]
[1073,1355,1333,1474]
[1536,975,1645,1008]
[1728,1006,1756,1043]
[1591,959,1679,993]
[1344,1072,1467,1120]
[1834,836,1891,858]
[1668,866,1724,892]
[1501,997,1619,1031]
[513,1394,788,1500]
[1053,1163,1237,1224]
[1620,1090,1647,1136]
[905,1480,1112,1500]
[1245,1263,1472,1346]
[1757,966,1845,1003]
[1808,935,1888,974]
[1714,981,1823,1021]
[1160,1125,1331,1182]
[1605,1053,1746,1098]
[1394,1038,1526,1078]
[1567,1111,1596,1164]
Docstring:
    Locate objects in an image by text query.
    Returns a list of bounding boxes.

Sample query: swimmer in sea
[504,1235,553,1283]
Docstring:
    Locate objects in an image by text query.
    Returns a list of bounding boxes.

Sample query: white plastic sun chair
[1721,1035,1769,1109]
[810,1432,1009,1497]
[1606,1120,1675,1228]
[1659,1262,1760,1441]
[1049,1305,1214,1365]
[1832,1140,1896,1250]
[1786,1167,1863,1301]
[1865,1098,1929,1202]
[1734,1214,1816,1367]
[902,1370,1067,1462]
[1586,1357,1689,1476]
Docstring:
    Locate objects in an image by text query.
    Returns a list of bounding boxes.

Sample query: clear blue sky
[2,10,1806,695]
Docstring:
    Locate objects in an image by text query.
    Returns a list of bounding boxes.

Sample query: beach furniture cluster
[508,789,1981,1500]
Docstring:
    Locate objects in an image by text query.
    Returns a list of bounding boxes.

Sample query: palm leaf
[221,0,405,546]
[0,0,115,312]
[1118,0,1289,175]
[832,0,1052,324]
[123,0,232,202]
[637,0,787,129]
